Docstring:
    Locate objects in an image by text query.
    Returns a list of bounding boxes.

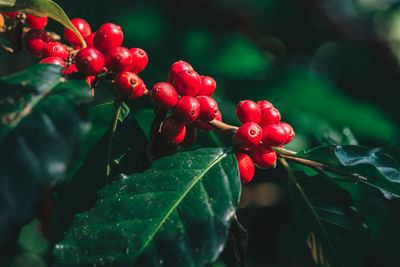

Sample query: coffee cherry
[104,46,132,73]
[94,23,123,53]
[26,14,48,29]
[39,57,66,67]
[180,125,197,147]
[235,153,255,183]
[174,96,200,123]
[63,64,78,75]
[0,13,4,28]
[235,122,263,149]
[64,18,91,47]
[168,60,193,84]
[196,96,219,121]
[198,76,216,96]
[24,29,50,57]
[85,32,95,47]
[279,122,295,144]
[173,69,201,96]
[41,42,69,60]
[194,110,222,131]
[251,144,277,169]
[160,116,186,145]
[260,107,281,127]
[236,100,261,124]
[114,71,145,99]
[257,100,273,111]
[151,82,178,108]
[75,47,104,76]
[262,124,288,146]
[4,12,17,19]
[85,75,95,87]
[129,48,148,74]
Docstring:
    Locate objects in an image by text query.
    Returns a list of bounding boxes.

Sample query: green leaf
[0,64,91,248]
[53,148,241,266]
[287,169,370,267]
[0,0,86,47]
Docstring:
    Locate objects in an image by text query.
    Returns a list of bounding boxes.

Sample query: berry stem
[206,119,238,135]
[106,100,122,184]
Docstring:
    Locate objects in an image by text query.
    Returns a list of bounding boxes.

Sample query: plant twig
[106,100,123,184]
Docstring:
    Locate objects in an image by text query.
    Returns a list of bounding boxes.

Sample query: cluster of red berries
[234,100,294,183]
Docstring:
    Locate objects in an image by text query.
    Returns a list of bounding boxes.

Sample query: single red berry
[129,48,148,74]
[235,122,263,149]
[174,96,200,123]
[41,42,69,60]
[104,46,132,73]
[194,110,222,131]
[94,23,123,53]
[64,18,91,47]
[39,56,66,67]
[236,100,261,124]
[114,71,145,99]
[196,96,219,121]
[168,60,193,84]
[235,153,255,183]
[0,13,4,28]
[24,29,50,57]
[173,69,201,96]
[26,14,48,29]
[262,124,288,146]
[160,116,186,145]
[75,47,104,76]
[180,124,197,147]
[63,64,78,75]
[151,82,179,108]
[260,107,281,127]
[85,32,96,47]
[198,76,216,96]
[257,100,273,111]
[279,122,295,144]
[4,12,17,18]
[251,144,277,169]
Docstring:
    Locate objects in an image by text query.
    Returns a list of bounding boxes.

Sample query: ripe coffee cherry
[173,69,201,96]
[24,29,50,57]
[168,60,193,84]
[251,144,277,169]
[198,76,216,96]
[262,124,288,146]
[4,12,17,19]
[236,100,261,124]
[64,18,91,47]
[279,122,295,144]
[174,96,200,123]
[75,47,104,76]
[0,13,4,28]
[63,64,78,75]
[151,82,178,108]
[26,14,48,29]
[180,125,197,147]
[196,96,219,121]
[129,48,148,74]
[39,57,66,67]
[94,23,123,53]
[41,42,69,60]
[114,71,145,99]
[160,116,186,145]
[260,107,281,127]
[104,46,132,73]
[85,32,95,47]
[235,153,255,183]
[194,110,222,131]
[257,100,273,111]
[235,122,263,149]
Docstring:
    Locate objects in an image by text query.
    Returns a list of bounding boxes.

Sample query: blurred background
[2,0,400,266]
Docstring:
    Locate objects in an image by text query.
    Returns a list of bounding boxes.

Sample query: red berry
[198,76,216,96]
[151,82,178,108]
[104,46,132,73]
[257,100,273,111]
[180,125,197,147]
[0,13,4,28]
[168,60,193,84]
[24,29,50,57]
[196,96,219,121]
[39,57,66,67]
[279,122,295,144]
[160,116,186,145]
[174,96,200,123]
[194,110,222,131]
[235,153,255,183]
[63,64,78,75]
[26,14,48,29]
[235,122,263,149]
[4,12,17,19]
[260,107,281,127]
[129,48,148,74]
[114,71,145,99]
[85,75,95,87]
[262,124,288,146]
[251,144,277,169]
[75,47,104,76]
[85,32,95,47]
[173,69,201,96]
[236,100,261,124]
[64,18,91,47]
[94,23,123,53]
[41,42,69,60]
